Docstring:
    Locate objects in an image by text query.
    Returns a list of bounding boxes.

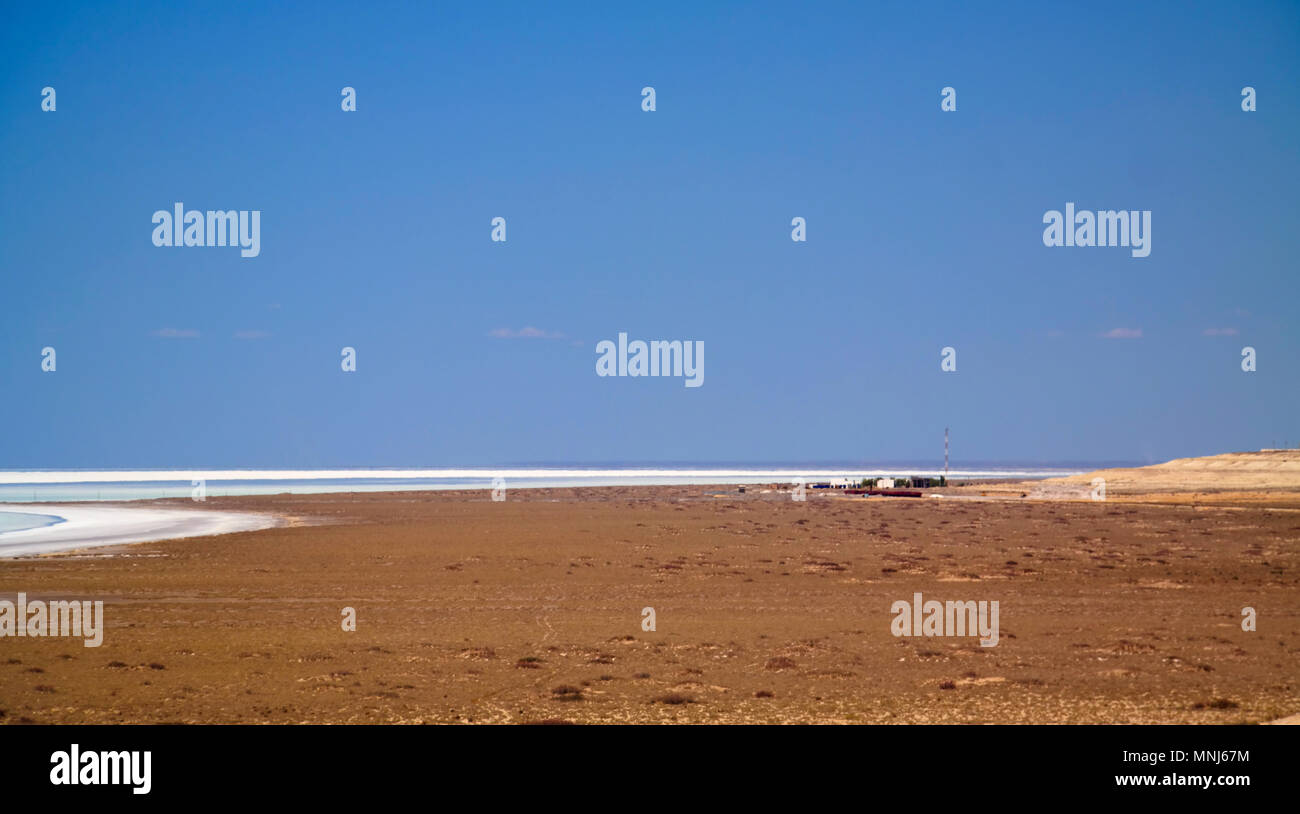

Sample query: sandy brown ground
[1025,449,1300,506]
[2,464,1298,724]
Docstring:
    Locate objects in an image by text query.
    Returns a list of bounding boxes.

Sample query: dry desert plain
[2,451,1298,724]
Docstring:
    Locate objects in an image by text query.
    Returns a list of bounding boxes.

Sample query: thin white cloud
[1100,328,1142,339]
[1202,327,1239,337]
[234,330,271,340]
[488,326,565,340]
[152,328,200,339]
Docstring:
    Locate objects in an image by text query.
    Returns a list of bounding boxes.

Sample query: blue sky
[2,1,1297,468]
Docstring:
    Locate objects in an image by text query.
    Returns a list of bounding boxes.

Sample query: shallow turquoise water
[0,510,66,534]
